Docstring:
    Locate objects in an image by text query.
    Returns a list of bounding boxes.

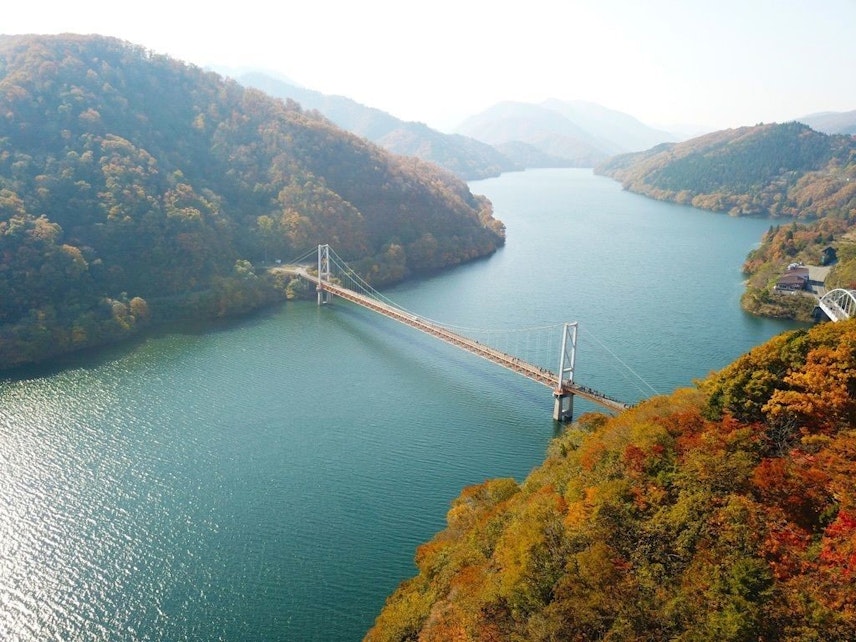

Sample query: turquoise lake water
[0,169,800,640]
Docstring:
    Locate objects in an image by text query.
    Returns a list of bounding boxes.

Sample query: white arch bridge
[278,244,643,421]
[817,288,856,322]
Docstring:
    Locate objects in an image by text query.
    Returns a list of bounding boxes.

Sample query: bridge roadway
[287,267,630,414]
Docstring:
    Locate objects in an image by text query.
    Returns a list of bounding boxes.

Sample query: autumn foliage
[595,122,856,220]
[366,320,856,641]
[0,35,504,368]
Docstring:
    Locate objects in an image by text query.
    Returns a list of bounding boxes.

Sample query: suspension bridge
[281,245,634,421]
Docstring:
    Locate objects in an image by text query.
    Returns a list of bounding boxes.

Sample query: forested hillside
[596,122,856,218]
[596,122,856,321]
[0,34,505,369]
[367,319,856,641]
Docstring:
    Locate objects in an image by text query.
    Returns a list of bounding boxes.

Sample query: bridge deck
[287,268,630,413]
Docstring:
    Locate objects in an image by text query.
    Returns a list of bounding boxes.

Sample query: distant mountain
[456,101,609,167]
[595,121,856,218]
[542,99,677,154]
[797,110,856,135]
[455,100,677,168]
[374,123,517,180]
[492,141,576,169]
[235,72,518,180]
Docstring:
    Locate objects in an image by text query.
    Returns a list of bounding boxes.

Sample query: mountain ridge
[796,109,856,135]
[595,121,856,218]
[0,34,504,368]
[236,72,519,180]
[234,72,681,173]
[456,99,678,168]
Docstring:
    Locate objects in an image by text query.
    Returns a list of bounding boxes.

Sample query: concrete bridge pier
[553,391,574,422]
[317,285,331,305]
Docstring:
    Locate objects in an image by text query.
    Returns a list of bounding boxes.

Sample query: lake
[0,169,799,641]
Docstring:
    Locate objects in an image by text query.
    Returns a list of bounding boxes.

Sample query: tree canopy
[595,122,856,219]
[0,34,504,368]
[367,319,856,641]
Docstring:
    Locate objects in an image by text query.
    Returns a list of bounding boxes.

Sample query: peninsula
[596,122,856,321]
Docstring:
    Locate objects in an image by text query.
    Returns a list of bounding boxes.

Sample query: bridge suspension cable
[280,247,319,268]
[325,248,572,369]
[321,247,564,339]
[578,327,661,398]
[286,245,635,419]
[326,249,653,394]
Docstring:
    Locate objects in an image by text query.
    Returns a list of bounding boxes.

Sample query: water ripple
[0,169,801,641]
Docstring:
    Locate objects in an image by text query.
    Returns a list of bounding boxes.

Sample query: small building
[775,266,810,292]
[821,246,837,266]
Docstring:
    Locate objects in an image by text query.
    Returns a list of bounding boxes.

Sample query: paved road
[807,265,832,297]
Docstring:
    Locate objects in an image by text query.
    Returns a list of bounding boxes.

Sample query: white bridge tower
[317,244,332,305]
[553,322,578,421]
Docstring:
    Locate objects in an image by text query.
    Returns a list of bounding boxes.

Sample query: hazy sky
[4,0,855,132]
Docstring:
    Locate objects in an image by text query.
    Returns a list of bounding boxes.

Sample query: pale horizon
[4,0,856,134]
